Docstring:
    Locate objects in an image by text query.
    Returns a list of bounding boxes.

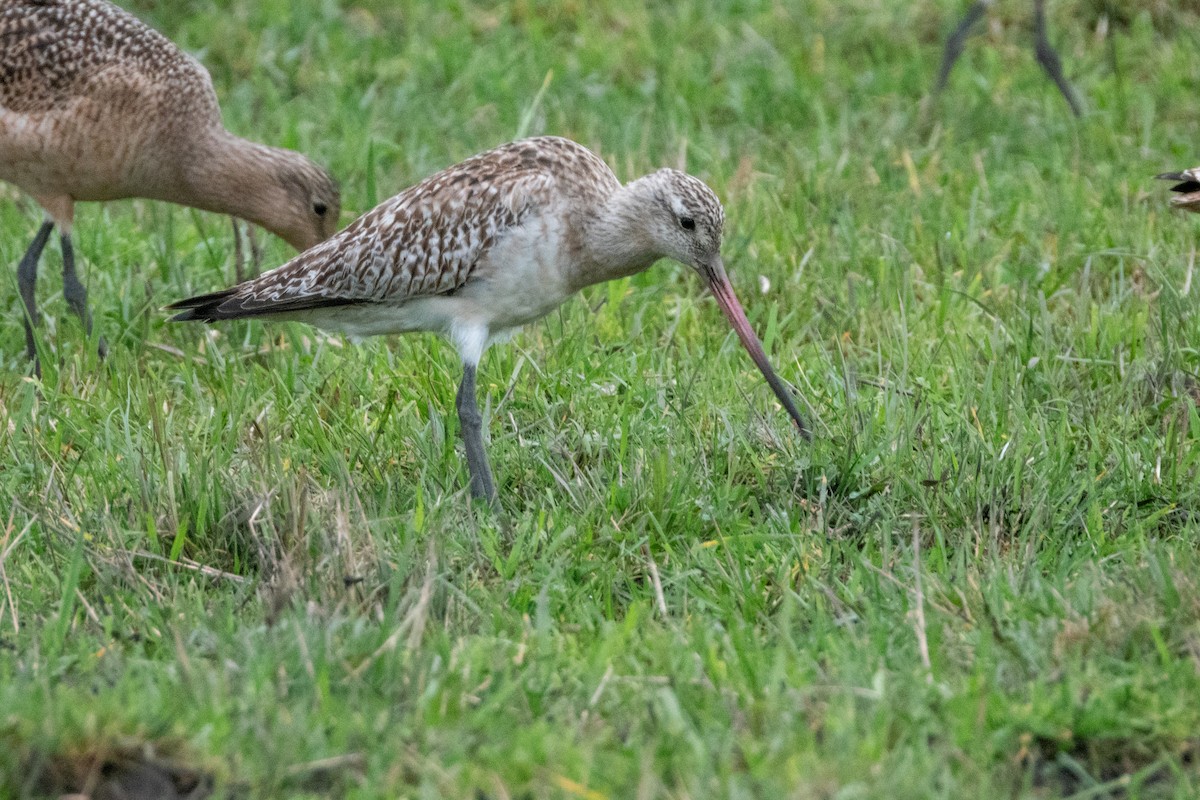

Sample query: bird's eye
[679,216,696,231]
[313,202,328,217]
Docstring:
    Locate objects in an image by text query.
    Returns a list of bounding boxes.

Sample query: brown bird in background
[0,0,341,366]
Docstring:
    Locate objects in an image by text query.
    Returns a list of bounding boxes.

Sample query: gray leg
[935,0,1081,117]
[1032,0,1082,117]
[60,233,107,359]
[456,363,497,504]
[17,221,54,363]
[935,0,989,94]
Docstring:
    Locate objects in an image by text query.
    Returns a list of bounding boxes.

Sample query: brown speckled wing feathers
[170,137,619,321]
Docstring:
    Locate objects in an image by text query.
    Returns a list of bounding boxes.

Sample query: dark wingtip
[165,288,239,323]
[167,307,217,323]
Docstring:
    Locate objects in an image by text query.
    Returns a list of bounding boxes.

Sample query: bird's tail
[1157,170,1200,193]
[166,288,244,322]
[1156,168,1200,212]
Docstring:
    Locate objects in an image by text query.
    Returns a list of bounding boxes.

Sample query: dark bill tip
[702,258,812,440]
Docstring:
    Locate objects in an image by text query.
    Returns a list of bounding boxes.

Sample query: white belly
[295,211,580,366]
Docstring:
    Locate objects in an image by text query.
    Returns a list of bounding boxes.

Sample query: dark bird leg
[17,221,54,365]
[247,222,262,275]
[456,362,497,504]
[60,232,107,359]
[1032,0,1083,117]
[231,217,246,283]
[935,0,1082,117]
[935,0,990,94]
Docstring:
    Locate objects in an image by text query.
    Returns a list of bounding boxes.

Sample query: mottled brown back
[0,0,219,120]
[171,137,622,319]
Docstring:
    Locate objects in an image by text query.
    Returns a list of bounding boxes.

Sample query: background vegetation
[3,0,1200,796]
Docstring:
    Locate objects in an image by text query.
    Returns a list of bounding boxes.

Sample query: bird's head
[266,156,342,252]
[630,168,726,275]
[623,168,811,438]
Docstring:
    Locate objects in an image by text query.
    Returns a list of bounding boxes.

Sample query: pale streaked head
[633,168,726,275]
[627,168,810,438]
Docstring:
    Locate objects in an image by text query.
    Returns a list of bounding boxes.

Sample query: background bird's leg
[456,362,497,504]
[231,217,246,283]
[1032,0,1083,117]
[247,223,262,276]
[17,220,54,366]
[934,0,990,94]
[60,232,107,359]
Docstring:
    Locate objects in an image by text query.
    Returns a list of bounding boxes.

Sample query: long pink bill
[704,258,812,440]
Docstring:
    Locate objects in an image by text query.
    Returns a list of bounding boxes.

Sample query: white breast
[293,206,580,366]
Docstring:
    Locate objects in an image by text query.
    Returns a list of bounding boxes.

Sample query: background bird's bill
[702,257,812,439]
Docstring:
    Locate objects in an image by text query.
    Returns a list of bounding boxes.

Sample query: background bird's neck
[174,131,295,239]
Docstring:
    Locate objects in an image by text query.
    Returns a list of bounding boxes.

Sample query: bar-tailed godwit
[170,136,810,503]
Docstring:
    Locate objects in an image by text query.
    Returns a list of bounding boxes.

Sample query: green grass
[3,0,1200,796]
